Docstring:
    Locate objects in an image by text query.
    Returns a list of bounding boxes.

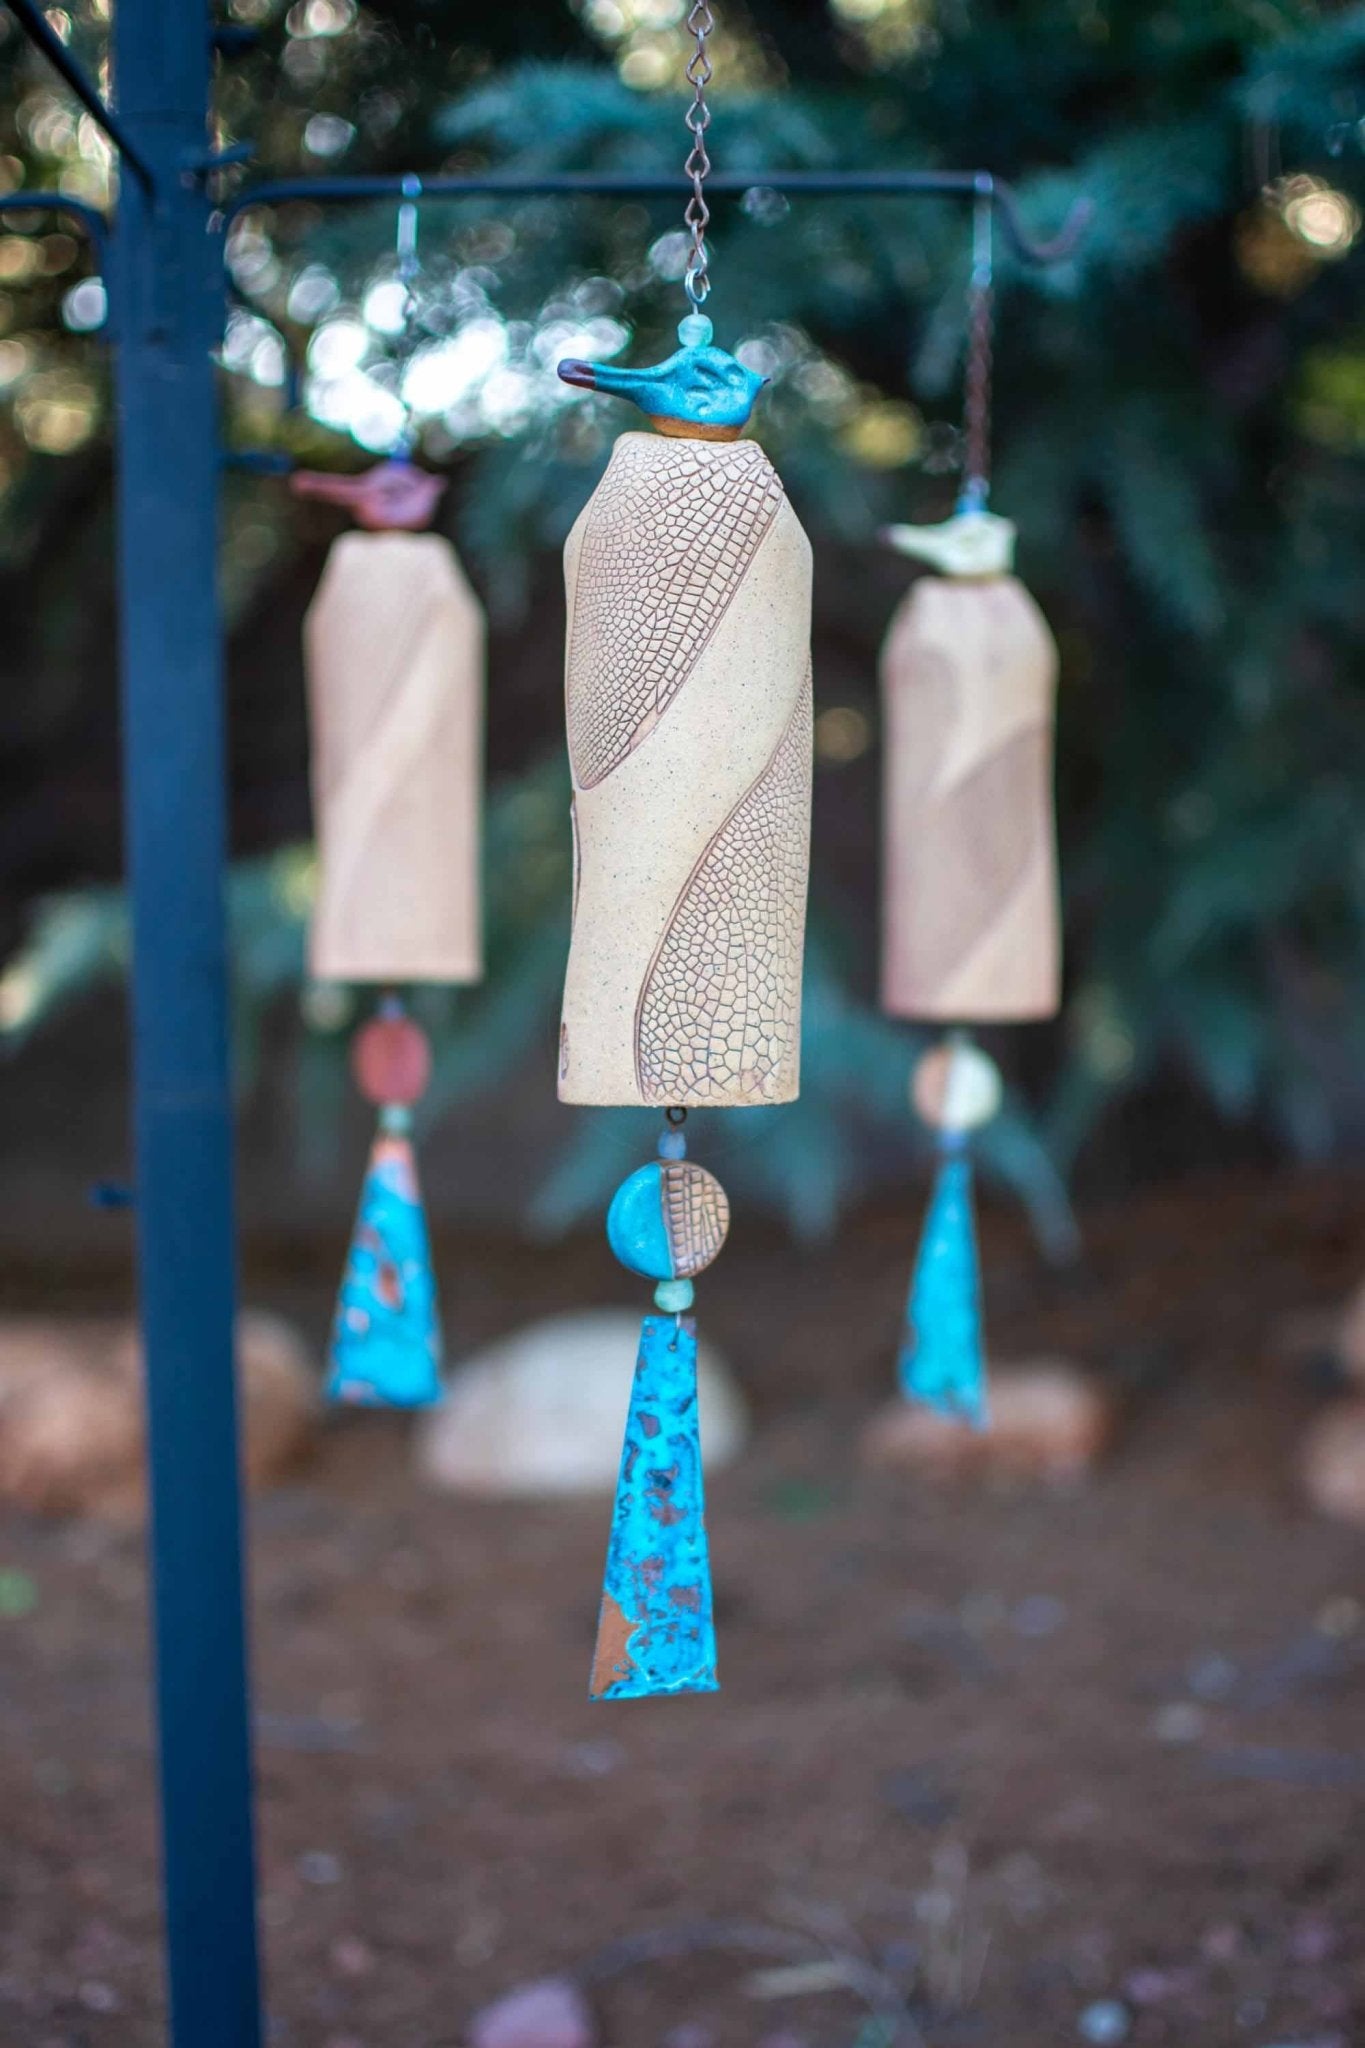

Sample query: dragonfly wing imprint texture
[566,435,784,790]
[635,665,813,1105]
[660,1159,731,1277]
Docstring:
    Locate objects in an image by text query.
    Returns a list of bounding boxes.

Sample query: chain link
[961,180,993,509]
[683,2,714,307]
[393,173,422,452]
[396,172,422,332]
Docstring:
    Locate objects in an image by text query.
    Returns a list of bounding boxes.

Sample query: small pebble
[915,1887,957,1927]
[329,1935,373,1978]
[1013,1593,1067,1637]
[1186,1652,1238,1699]
[297,1851,343,1887]
[1290,1914,1336,1963]
[662,2028,715,2048]
[1316,1595,1361,1637]
[562,1739,624,1780]
[77,1982,120,2013]
[1151,1701,1205,1743]
[1077,2001,1130,2045]
[1123,1969,1173,2006]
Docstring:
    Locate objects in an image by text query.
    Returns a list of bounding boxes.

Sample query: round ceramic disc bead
[912,1040,1003,1135]
[606,1159,730,1281]
[654,1277,695,1313]
[352,1013,432,1108]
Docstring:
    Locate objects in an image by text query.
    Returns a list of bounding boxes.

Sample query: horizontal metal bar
[221,168,1092,267]
[3,0,155,190]
[0,188,110,279]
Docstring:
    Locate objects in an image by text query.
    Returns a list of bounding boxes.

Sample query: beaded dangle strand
[590,1109,727,1701]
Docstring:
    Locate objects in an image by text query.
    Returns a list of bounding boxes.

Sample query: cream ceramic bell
[555,317,813,1107]
[880,508,1060,1023]
[296,462,484,987]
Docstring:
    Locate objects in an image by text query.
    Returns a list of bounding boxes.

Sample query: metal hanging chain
[683,2,715,308]
[961,176,994,512]
[396,172,422,321]
[393,172,422,452]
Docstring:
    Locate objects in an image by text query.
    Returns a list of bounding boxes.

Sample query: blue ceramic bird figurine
[558,314,766,439]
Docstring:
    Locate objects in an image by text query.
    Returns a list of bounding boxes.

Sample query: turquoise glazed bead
[654,1277,695,1313]
[606,1159,731,1282]
[607,1162,673,1280]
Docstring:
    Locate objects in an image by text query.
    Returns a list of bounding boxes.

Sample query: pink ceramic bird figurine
[291,458,446,533]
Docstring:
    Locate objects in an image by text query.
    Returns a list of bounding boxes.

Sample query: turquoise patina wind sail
[897,1145,988,1428]
[326,1114,442,1408]
[590,1313,718,1701]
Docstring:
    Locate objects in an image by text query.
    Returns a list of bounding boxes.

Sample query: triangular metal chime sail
[590,1314,718,1702]
[326,1121,442,1408]
[898,1148,988,1428]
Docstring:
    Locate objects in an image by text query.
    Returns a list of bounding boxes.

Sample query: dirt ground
[4,1167,1365,2047]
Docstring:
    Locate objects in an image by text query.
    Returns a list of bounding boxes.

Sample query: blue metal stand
[108,6,263,2044]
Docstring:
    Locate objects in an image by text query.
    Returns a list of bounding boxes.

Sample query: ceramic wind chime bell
[295,447,485,1408]
[557,3,812,1699]
[880,195,1061,1425]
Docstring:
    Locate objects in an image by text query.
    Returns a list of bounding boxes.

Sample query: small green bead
[654,1277,694,1313]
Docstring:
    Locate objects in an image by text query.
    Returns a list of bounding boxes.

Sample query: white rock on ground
[0,1309,318,1522]
[418,1307,748,1498]
[1298,1400,1365,1527]
[862,1358,1114,1484]
[1334,1278,1365,1384]
[468,1976,595,2048]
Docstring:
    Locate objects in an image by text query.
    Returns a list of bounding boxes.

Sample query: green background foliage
[1,0,1364,1235]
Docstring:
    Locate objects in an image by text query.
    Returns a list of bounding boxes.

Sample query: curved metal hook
[0,191,110,280]
[991,183,1096,266]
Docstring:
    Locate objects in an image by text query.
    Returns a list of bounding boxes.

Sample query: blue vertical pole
[109,2,263,2042]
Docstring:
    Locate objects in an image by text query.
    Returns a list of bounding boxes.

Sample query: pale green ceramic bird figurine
[881,506,1017,577]
[558,314,766,439]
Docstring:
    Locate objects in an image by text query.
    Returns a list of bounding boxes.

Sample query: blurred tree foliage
[2,0,1365,1231]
